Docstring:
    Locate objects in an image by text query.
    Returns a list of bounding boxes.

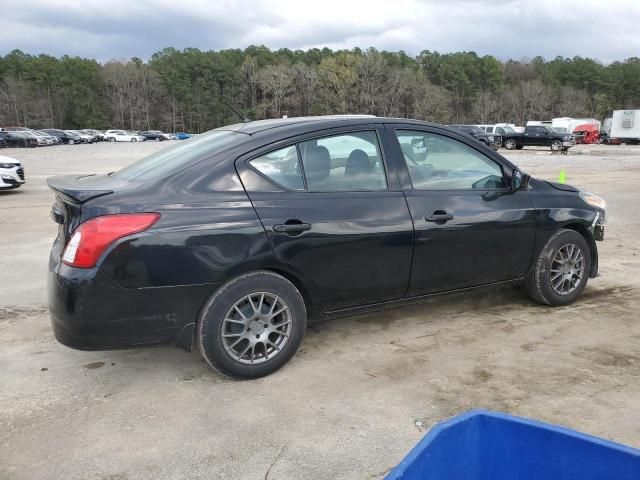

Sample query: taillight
[62,213,160,268]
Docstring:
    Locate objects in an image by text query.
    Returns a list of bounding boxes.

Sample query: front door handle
[425,212,454,223]
[272,222,311,234]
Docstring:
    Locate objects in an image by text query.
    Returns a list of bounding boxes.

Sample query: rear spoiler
[47,174,113,204]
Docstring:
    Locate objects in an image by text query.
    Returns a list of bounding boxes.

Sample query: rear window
[113,129,244,181]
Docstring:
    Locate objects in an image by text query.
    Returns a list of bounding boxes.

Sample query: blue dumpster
[386,410,640,479]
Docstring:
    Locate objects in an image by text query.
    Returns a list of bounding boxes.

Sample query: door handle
[425,212,454,223]
[272,222,311,234]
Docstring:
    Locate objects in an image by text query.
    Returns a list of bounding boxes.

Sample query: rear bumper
[48,251,215,351]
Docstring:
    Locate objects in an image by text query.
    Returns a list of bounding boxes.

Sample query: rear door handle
[425,213,454,223]
[272,223,311,234]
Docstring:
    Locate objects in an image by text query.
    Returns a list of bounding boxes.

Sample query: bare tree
[257,64,294,117]
[292,63,318,116]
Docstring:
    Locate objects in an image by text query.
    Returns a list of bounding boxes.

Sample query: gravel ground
[1,142,639,479]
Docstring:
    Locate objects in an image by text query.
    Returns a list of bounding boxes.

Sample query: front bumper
[563,141,575,147]
[0,167,25,188]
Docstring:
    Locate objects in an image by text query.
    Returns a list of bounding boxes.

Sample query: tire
[131,138,137,143]
[155,137,161,142]
[198,270,307,379]
[504,139,517,150]
[109,137,115,142]
[551,140,562,151]
[525,229,591,306]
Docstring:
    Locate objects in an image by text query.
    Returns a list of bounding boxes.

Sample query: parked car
[0,131,38,148]
[81,129,105,141]
[502,125,575,151]
[19,130,51,146]
[0,155,25,190]
[47,116,606,379]
[449,125,501,150]
[42,129,80,145]
[31,130,58,145]
[65,130,95,144]
[138,130,170,141]
[174,132,192,140]
[104,130,146,142]
[0,135,7,148]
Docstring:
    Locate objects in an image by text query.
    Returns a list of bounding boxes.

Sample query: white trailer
[610,110,640,144]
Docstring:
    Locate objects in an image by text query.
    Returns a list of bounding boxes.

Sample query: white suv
[105,130,146,142]
[0,155,25,190]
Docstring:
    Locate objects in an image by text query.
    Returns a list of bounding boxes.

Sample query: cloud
[0,0,639,63]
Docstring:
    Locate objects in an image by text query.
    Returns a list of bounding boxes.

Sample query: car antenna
[222,98,251,123]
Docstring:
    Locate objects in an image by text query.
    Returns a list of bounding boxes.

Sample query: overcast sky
[1,0,639,63]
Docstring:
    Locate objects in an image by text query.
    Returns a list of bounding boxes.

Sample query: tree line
[1,46,639,132]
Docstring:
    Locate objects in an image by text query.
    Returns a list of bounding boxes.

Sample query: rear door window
[298,131,387,192]
[249,146,304,190]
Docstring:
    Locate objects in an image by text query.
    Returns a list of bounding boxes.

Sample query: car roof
[219,115,445,136]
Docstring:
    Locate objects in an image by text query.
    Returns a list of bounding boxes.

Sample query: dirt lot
[1,142,639,479]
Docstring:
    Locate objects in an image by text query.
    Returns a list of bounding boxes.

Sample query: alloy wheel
[221,292,292,364]
[550,243,585,295]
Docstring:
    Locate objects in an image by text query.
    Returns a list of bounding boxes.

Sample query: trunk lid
[47,173,124,254]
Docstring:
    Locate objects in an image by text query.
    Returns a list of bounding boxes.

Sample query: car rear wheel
[525,229,591,306]
[109,137,115,142]
[551,140,562,151]
[504,139,517,150]
[131,138,137,143]
[198,271,307,379]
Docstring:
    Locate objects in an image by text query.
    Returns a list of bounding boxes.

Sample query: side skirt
[318,277,524,322]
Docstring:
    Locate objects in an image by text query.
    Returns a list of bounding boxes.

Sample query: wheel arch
[562,222,598,278]
[180,262,319,352]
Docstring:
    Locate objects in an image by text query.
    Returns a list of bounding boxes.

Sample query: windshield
[500,126,516,133]
[113,129,245,181]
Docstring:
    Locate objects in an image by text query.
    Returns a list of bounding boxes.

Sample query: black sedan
[449,124,501,150]
[0,131,38,147]
[138,130,168,141]
[47,116,606,379]
[41,129,81,145]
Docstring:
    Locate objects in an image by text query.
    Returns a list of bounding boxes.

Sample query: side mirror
[511,169,530,190]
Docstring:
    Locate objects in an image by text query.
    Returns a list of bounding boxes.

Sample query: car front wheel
[525,229,591,306]
[198,271,307,379]
[551,140,562,151]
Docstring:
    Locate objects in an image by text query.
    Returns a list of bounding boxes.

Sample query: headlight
[0,163,16,168]
[563,136,571,141]
[488,135,494,142]
[579,191,606,211]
